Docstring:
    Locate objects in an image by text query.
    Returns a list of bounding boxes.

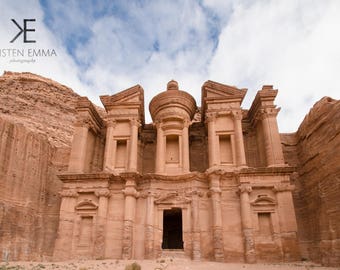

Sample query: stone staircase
[161,249,189,259]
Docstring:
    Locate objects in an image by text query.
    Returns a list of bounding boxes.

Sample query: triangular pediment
[100,85,144,107]
[202,80,247,100]
[100,84,145,123]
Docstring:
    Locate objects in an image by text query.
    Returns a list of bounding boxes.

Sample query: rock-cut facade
[53,80,300,262]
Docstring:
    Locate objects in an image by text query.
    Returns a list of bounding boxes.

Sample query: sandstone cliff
[0,72,80,260]
[281,97,340,266]
[0,71,79,148]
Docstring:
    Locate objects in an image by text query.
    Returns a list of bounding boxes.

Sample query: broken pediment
[75,199,98,211]
[202,80,247,101]
[251,195,276,207]
[100,84,145,123]
[201,80,247,115]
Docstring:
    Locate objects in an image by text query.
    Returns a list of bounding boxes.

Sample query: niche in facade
[219,134,233,164]
[166,135,179,164]
[115,140,127,168]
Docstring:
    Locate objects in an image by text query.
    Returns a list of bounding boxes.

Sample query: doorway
[162,208,183,249]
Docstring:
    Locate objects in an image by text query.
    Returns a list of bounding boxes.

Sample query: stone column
[68,121,89,172]
[128,119,140,172]
[259,109,285,166]
[182,119,190,173]
[94,189,110,259]
[206,112,218,168]
[53,190,78,260]
[273,183,299,261]
[122,177,139,259]
[191,190,202,261]
[103,119,116,171]
[145,191,155,259]
[232,110,247,167]
[208,172,224,261]
[239,184,256,263]
[155,121,165,173]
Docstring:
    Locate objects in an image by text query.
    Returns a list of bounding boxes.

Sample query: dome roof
[149,80,196,122]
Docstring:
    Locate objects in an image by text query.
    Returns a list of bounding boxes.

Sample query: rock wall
[0,71,79,148]
[281,97,340,266]
[0,72,80,260]
[0,118,62,260]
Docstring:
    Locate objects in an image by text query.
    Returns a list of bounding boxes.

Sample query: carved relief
[154,191,191,205]
[59,190,79,198]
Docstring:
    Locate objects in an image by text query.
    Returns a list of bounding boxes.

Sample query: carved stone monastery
[0,72,339,266]
[54,80,299,262]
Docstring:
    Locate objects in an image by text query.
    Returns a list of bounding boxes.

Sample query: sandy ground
[1,259,339,270]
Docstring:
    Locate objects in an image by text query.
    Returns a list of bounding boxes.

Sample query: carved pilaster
[94,188,110,259]
[128,118,140,172]
[238,184,256,263]
[190,189,202,261]
[103,119,116,171]
[182,119,190,173]
[145,191,156,259]
[232,109,247,167]
[122,179,138,259]
[256,107,284,166]
[208,172,225,261]
[155,121,165,173]
[206,112,218,168]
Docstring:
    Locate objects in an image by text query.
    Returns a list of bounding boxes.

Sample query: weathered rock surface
[281,97,340,266]
[0,71,79,148]
[0,72,81,260]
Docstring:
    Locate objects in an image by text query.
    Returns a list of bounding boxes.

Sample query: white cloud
[0,0,93,98]
[208,0,340,132]
[1,0,339,131]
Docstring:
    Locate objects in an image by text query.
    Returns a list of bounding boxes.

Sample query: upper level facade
[67,80,286,176]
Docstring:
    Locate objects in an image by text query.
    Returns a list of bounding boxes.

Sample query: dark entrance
[162,208,183,249]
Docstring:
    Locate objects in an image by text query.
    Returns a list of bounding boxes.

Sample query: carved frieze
[95,189,111,198]
[59,190,79,198]
[273,183,295,193]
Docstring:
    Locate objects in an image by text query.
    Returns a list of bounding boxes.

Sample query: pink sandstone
[0,72,339,267]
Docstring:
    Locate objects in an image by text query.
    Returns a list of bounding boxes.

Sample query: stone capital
[231,109,243,120]
[154,120,163,129]
[122,187,139,198]
[238,184,252,194]
[256,107,280,120]
[209,187,222,194]
[130,118,141,127]
[106,119,117,127]
[186,189,204,197]
[59,190,79,198]
[139,190,157,199]
[273,183,295,193]
[205,111,217,123]
[183,118,191,128]
[95,189,111,198]
[74,117,92,128]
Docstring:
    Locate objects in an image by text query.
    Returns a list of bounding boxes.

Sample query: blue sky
[0,0,339,132]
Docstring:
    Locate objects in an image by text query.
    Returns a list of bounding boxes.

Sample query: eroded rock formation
[0,72,80,260]
[296,97,339,266]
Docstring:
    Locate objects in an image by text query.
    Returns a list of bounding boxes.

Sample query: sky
[0,0,339,132]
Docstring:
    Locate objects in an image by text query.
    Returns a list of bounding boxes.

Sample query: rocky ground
[0,259,339,270]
